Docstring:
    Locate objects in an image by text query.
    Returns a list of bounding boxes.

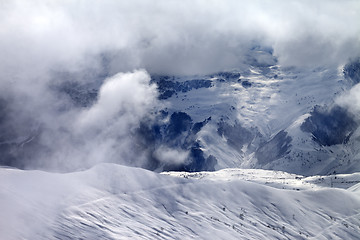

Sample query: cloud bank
[0,70,158,171]
[0,0,359,170]
[1,0,359,77]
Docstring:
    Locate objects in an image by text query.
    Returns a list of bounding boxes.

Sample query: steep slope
[145,57,360,175]
[1,51,359,176]
[1,164,360,239]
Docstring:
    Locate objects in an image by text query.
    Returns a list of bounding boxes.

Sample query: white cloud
[153,146,189,166]
[77,70,157,133]
[1,0,359,78]
[336,83,360,120]
[67,70,158,168]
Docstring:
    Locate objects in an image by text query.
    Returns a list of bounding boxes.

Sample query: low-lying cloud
[153,146,189,166]
[337,83,360,120]
[0,70,159,171]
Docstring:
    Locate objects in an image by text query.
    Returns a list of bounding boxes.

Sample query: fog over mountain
[1,0,359,76]
[1,1,360,239]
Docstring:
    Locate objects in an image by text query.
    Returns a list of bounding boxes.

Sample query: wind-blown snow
[1,164,360,239]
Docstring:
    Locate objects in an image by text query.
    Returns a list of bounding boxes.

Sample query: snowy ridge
[1,164,360,239]
[163,168,360,191]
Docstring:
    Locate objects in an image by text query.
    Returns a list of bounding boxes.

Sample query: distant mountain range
[1,47,359,177]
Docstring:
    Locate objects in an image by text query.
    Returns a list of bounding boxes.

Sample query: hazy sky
[1,0,359,78]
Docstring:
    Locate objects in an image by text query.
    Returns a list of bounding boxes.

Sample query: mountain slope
[1,54,359,176]
[1,164,360,239]
[144,58,360,175]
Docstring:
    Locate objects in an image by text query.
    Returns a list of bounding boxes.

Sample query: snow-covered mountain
[1,163,360,240]
[1,1,360,239]
[134,55,360,176]
[3,55,360,240]
[1,52,360,176]
[2,57,360,239]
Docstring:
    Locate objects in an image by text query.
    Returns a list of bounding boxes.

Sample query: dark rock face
[166,112,193,140]
[210,72,241,81]
[135,112,216,172]
[192,117,211,135]
[255,130,292,165]
[301,105,358,146]
[182,142,217,172]
[217,121,254,151]
[152,76,213,100]
[241,80,252,88]
[344,58,360,85]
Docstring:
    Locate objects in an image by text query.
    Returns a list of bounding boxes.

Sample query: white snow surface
[1,163,360,240]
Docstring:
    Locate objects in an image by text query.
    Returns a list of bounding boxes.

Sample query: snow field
[1,164,360,239]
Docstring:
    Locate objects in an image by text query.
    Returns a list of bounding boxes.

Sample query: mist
[0,0,359,171]
[2,0,359,76]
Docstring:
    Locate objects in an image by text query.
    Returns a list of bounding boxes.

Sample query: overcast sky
[1,0,359,78]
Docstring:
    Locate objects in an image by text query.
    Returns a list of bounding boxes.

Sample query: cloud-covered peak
[1,0,359,78]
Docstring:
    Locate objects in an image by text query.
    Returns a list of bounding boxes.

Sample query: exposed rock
[241,80,252,88]
[217,121,254,151]
[344,58,360,85]
[135,112,216,172]
[152,76,213,99]
[301,105,358,146]
[255,130,292,165]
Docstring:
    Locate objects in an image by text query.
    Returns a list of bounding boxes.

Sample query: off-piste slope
[1,163,360,239]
